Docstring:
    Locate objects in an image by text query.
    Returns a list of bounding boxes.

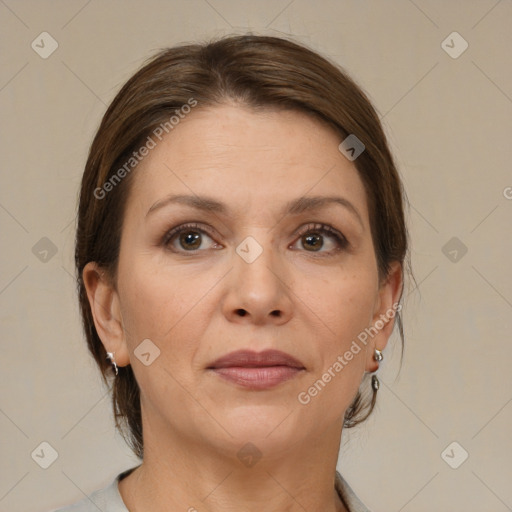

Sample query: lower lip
[210,366,303,390]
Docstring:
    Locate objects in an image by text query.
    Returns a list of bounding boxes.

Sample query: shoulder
[48,467,138,512]
[335,471,373,512]
[49,488,109,512]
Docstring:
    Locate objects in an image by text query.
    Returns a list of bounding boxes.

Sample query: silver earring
[372,349,382,392]
[106,352,118,376]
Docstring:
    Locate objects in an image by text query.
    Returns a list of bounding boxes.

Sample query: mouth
[207,349,305,390]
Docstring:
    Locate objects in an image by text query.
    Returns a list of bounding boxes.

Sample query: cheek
[116,259,207,405]
[117,253,221,366]
[295,278,375,425]
[299,268,377,343]
[119,271,175,341]
[297,268,376,394]
[118,247,188,334]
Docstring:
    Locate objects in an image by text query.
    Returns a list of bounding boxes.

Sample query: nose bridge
[234,228,278,282]
[227,227,290,320]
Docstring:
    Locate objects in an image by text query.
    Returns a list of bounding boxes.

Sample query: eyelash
[162,222,348,256]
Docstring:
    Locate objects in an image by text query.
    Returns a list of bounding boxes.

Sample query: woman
[53,33,409,512]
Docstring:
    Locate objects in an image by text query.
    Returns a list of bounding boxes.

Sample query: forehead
[126,104,369,225]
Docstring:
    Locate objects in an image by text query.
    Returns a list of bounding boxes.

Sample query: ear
[365,261,403,373]
[82,262,130,367]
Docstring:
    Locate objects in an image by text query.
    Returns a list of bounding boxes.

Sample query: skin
[83,104,403,512]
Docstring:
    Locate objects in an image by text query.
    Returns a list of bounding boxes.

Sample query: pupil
[304,233,322,251]
[181,231,201,249]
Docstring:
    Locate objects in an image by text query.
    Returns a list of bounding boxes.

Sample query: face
[85,104,402,461]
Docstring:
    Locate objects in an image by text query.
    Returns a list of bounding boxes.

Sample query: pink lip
[208,350,305,390]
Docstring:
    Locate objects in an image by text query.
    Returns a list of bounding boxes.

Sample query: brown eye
[302,232,324,251]
[294,223,348,255]
[177,230,202,250]
[163,223,218,252]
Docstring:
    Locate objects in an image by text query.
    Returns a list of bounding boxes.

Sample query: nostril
[236,309,247,316]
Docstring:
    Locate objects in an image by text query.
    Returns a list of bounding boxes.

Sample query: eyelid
[294,222,347,242]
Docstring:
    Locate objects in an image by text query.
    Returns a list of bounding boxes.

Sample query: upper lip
[208,349,305,369]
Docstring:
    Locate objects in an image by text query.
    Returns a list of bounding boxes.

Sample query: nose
[221,233,293,326]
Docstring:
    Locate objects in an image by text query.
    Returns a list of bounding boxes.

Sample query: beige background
[1,1,511,511]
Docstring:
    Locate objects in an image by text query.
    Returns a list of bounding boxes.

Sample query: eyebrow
[146,193,364,228]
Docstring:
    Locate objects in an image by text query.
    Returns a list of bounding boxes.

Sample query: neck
[119,418,348,512]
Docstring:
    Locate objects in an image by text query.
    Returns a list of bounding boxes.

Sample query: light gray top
[50,466,371,512]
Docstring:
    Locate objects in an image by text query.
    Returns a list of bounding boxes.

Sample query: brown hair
[75,33,410,460]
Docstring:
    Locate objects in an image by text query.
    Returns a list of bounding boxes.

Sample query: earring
[106,352,118,376]
[371,349,383,392]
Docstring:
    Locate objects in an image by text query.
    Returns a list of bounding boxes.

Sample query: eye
[162,222,348,255]
[162,223,220,252]
[291,223,348,255]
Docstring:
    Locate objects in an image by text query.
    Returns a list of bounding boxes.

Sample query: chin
[215,403,307,450]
